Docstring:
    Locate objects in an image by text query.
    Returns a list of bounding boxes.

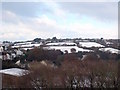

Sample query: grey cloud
[2,2,52,17]
[1,2,118,41]
[59,2,118,22]
[2,2,117,22]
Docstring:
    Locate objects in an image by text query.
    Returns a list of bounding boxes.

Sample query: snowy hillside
[99,48,120,54]
[79,42,104,47]
[46,42,77,46]
[47,46,92,53]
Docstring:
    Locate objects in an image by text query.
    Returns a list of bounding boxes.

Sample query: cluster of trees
[2,59,120,89]
[95,51,119,61]
[2,47,119,69]
[2,60,20,69]
[25,47,63,62]
[24,48,119,62]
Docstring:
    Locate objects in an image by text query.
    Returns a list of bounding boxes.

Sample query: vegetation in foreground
[2,59,120,89]
[2,47,120,89]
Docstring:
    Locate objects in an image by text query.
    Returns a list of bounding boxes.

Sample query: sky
[0,0,119,41]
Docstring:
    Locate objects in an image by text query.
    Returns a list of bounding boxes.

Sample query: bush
[2,60,20,69]
[26,48,63,62]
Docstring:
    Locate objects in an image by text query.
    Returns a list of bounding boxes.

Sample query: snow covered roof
[0,68,29,76]
[0,46,3,52]
[99,48,120,54]
[79,42,104,48]
[47,46,92,53]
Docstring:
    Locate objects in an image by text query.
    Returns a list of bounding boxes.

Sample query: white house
[0,46,3,59]
[0,46,3,52]
[15,49,23,56]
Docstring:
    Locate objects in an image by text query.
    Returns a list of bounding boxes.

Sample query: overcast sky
[1,1,118,41]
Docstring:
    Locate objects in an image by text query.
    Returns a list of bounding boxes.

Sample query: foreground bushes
[2,60,20,69]
[26,48,63,62]
[2,60,120,89]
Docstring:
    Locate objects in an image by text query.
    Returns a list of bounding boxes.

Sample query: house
[15,49,23,56]
[0,46,3,52]
[2,52,11,60]
[0,46,3,59]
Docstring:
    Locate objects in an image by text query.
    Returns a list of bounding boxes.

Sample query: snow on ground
[47,46,92,53]
[12,43,41,48]
[22,47,33,50]
[105,41,113,45]
[0,68,28,76]
[11,45,19,48]
[79,42,104,47]
[99,48,120,54]
[20,43,41,47]
[46,42,77,46]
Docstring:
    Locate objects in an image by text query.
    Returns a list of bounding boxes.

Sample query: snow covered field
[46,42,77,46]
[79,42,104,48]
[12,43,42,48]
[0,68,28,76]
[22,47,33,50]
[47,46,92,53]
[99,48,120,54]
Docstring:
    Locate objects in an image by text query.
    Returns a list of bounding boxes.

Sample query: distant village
[0,37,120,62]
